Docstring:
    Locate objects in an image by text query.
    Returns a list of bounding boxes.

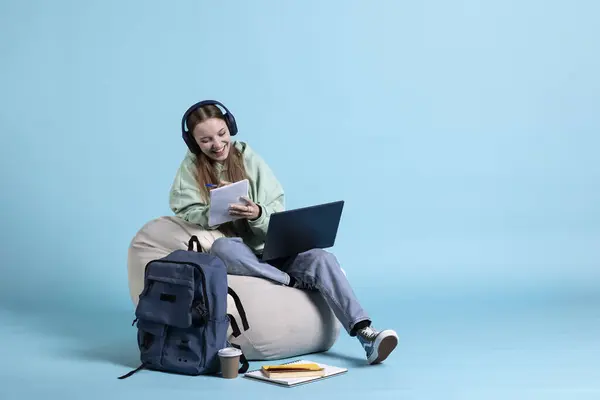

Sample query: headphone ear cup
[183,131,201,154]
[225,113,238,135]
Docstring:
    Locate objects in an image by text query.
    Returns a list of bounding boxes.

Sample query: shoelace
[358,326,379,340]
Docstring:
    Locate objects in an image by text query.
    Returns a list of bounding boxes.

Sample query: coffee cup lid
[218,347,242,357]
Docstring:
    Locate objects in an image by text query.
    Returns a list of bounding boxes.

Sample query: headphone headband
[180,100,238,155]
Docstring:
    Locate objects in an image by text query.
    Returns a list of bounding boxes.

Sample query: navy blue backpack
[118,235,250,379]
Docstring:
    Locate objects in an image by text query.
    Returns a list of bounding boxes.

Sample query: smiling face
[192,117,231,162]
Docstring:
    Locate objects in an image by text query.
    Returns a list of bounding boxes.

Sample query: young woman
[169,100,398,365]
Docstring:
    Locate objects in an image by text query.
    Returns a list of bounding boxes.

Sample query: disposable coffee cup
[218,347,242,379]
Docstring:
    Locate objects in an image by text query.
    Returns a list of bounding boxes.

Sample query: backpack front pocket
[135,261,196,328]
[136,320,167,367]
[161,326,206,375]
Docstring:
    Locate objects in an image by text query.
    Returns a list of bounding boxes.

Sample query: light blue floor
[1,285,598,400]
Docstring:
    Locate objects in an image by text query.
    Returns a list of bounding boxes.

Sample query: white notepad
[208,179,250,227]
[244,360,348,387]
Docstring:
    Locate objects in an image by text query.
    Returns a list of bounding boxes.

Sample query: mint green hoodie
[169,140,284,253]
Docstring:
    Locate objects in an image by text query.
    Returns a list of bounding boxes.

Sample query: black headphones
[181,100,238,155]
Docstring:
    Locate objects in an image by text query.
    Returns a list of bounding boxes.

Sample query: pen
[205,184,217,188]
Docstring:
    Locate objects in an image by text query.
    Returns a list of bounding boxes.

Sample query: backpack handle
[187,235,202,252]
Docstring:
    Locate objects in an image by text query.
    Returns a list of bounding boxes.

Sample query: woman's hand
[229,196,261,221]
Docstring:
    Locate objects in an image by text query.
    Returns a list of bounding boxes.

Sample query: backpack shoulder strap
[227,286,250,374]
[117,363,147,379]
[231,343,249,374]
[228,287,250,332]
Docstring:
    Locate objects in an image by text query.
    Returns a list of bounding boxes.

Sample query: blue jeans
[210,237,371,335]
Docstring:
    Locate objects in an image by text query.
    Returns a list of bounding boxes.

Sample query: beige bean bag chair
[127,216,340,361]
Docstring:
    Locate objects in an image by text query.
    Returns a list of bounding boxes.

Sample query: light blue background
[1,0,598,399]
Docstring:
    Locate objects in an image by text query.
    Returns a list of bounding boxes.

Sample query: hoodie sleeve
[169,151,218,230]
[244,145,285,240]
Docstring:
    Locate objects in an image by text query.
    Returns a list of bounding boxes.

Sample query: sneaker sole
[369,330,398,365]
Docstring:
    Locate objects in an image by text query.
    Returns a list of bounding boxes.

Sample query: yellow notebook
[244,360,348,387]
